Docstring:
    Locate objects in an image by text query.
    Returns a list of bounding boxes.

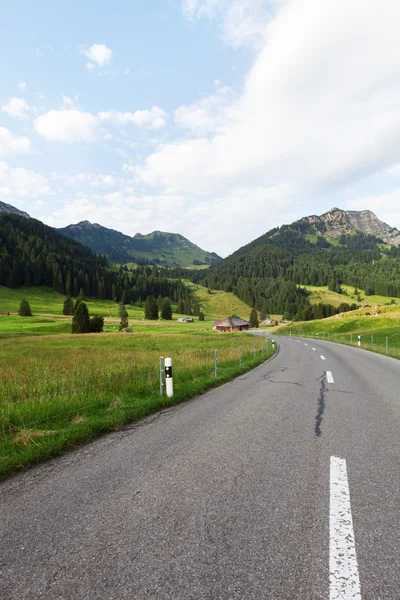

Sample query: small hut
[213,316,250,332]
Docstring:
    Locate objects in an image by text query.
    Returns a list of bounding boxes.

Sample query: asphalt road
[1,336,400,599]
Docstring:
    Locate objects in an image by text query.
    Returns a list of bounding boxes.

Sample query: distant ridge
[58,221,222,268]
[0,201,30,218]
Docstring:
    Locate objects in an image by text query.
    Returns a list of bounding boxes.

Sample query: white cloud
[1,97,32,120]
[41,178,295,255]
[81,44,113,69]
[183,0,269,49]
[138,0,400,203]
[99,106,168,129]
[0,127,31,158]
[34,109,99,143]
[174,82,236,134]
[18,80,27,91]
[0,162,50,198]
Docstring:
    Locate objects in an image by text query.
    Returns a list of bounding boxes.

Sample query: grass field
[276,303,400,360]
[0,331,274,479]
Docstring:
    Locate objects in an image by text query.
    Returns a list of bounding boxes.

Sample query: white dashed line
[326,371,334,383]
[304,343,308,346]
[312,348,316,351]
[330,456,361,600]
[320,355,326,360]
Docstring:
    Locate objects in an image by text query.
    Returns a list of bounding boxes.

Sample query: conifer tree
[161,298,172,320]
[119,313,129,330]
[18,298,32,317]
[199,310,205,321]
[144,295,159,319]
[119,305,129,330]
[63,295,74,316]
[249,308,259,328]
[119,303,128,318]
[72,301,90,333]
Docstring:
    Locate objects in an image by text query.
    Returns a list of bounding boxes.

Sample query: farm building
[213,316,250,332]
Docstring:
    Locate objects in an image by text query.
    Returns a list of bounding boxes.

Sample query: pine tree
[249,308,259,328]
[119,304,129,330]
[65,272,72,296]
[18,298,32,317]
[72,301,90,333]
[199,310,205,321]
[63,295,74,315]
[161,298,172,320]
[119,303,128,318]
[157,294,163,313]
[145,296,159,320]
[119,313,129,330]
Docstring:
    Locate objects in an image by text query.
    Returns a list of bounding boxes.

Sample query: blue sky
[1,0,400,256]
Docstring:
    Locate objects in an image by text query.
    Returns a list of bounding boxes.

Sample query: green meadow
[0,285,272,479]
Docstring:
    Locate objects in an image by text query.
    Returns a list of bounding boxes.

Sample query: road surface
[1,336,399,599]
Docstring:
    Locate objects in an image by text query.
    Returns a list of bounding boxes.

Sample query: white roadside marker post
[214,349,218,378]
[253,343,256,361]
[239,346,242,368]
[165,357,173,398]
[386,336,389,353]
[272,339,275,350]
[159,356,164,396]
[358,335,361,347]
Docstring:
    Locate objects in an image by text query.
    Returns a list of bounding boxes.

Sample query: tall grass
[0,331,274,479]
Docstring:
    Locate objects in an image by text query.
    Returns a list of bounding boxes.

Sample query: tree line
[0,214,196,308]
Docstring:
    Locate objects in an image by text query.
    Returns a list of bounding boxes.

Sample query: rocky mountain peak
[300,208,400,246]
[0,201,30,218]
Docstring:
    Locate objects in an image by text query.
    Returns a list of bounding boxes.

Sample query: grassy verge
[0,331,274,479]
[276,305,400,360]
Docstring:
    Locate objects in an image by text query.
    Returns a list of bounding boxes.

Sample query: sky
[1,0,400,257]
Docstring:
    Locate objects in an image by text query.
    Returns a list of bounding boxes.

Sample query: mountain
[0,212,194,307]
[58,221,221,268]
[0,201,30,218]
[295,207,400,246]
[185,208,400,321]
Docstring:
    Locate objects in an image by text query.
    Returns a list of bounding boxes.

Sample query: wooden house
[213,316,250,332]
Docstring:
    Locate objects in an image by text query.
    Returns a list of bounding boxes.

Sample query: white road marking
[320,355,326,360]
[326,371,334,383]
[330,456,361,600]
[304,343,308,346]
[312,348,316,351]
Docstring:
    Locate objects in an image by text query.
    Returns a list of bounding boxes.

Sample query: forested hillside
[0,213,194,309]
[58,221,221,268]
[178,228,400,320]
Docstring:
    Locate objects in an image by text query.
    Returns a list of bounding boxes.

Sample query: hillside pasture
[185,282,253,320]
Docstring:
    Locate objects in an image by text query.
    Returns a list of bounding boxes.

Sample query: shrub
[89,315,104,333]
